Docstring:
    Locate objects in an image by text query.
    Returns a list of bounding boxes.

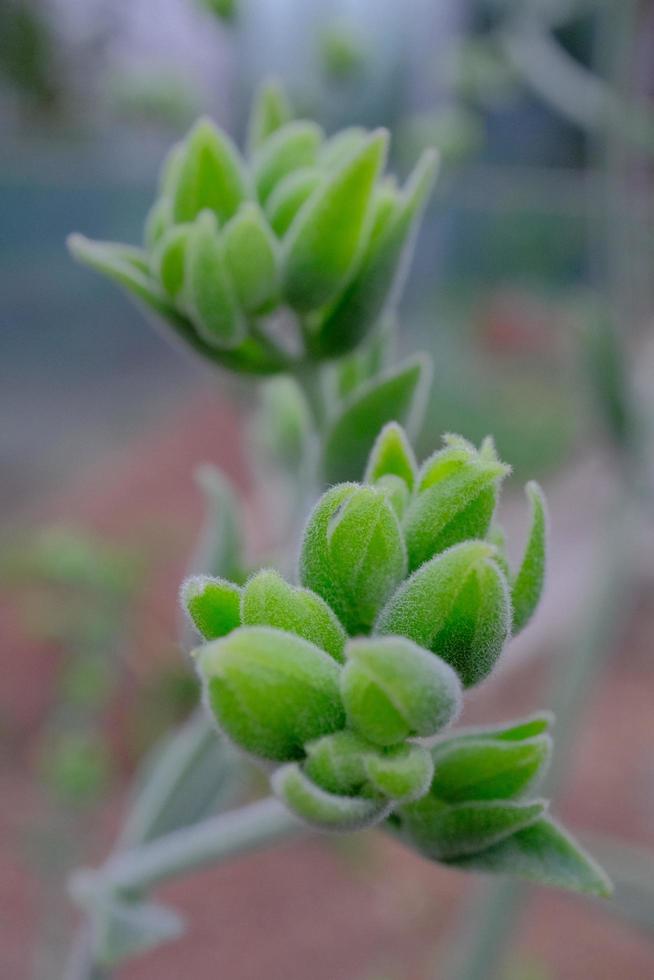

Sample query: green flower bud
[185,210,245,349]
[510,481,547,635]
[314,148,438,357]
[304,731,434,805]
[180,575,241,640]
[304,730,369,795]
[171,117,248,225]
[375,474,410,519]
[150,224,191,299]
[222,203,279,313]
[253,121,323,204]
[430,734,552,803]
[272,763,391,832]
[364,422,418,491]
[265,168,321,237]
[282,130,388,312]
[375,540,511,688]
[246,78,294,155]
[299,484,407,634]
[363,743,434,803]
[396,796,546,861]
[403,435,510,573]
[241,569,346,662]
[144,197,173,250]
[340,636,461,746]
[197,626,345,761]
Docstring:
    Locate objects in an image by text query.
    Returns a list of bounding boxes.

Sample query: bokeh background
[2,1,654,978]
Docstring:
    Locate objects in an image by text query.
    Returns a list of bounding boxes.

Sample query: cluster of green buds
[68,82,438,375]
[176,423,610,893]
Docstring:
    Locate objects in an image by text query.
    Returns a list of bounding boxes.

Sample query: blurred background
[2,1,654,978]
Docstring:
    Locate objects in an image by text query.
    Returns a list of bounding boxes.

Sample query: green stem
[73,798,303,898]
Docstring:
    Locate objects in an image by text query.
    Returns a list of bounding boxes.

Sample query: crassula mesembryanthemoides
[180,423,611,897]
[68,81,437,375]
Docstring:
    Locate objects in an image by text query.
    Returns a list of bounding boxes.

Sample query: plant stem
[75,797,304,898]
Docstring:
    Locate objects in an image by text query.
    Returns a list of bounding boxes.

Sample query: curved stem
[74,798,304,899]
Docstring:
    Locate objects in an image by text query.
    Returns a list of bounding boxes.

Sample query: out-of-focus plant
[65,81,611,976]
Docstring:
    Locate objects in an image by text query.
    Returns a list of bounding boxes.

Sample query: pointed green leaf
[323,355,431,485]
[403,434,510,573]
[67,234,180,321]
[511,481,548,635]
[253,121,323,204]
[198,626,345,762]
[282,130,388,312]
[247,78,294,155]
[144,197,173,250]
[447,815,613,897]
[375,540,511,688]
[265,167,321,237]
[172,118,248,224]
[151,224,191,299]
[430,735,552,802]
[180,575,241,640]
[364,421,418,490]
[192,464,245,582]
[222,203,279,313]
[433,711,554,747]
[315,148,438,356]
[185,211,245,349]
[399,798,546,861]
[319,126,367,169]
[241,569,346,662]
[340,636,461,746]
[272,763,390,832]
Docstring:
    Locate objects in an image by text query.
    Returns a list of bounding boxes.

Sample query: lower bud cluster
[181,426,552,847]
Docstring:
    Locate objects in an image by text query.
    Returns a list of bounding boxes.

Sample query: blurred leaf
[93,896,184,967]
[247,78,293,155]
[323,355,431,484]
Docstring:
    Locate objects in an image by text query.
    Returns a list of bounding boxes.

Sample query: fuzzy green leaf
[364,422,418,491]
[222,203,279,313]
[433,711,554,747]
[403,435,510,573]
[315,148,438,356]
[398,797,546,861]
[319,127,368,168]
[198,627,345,762]
[363,743,434,803]
[193,464,245,582]
[430,735,552,803]
[181,575,241,640]
[323,356,430,485]
[375,540,511,688]
[300,485,407,634]
[272,763,390,832]
[511,481,548,635]
[447,815,613,897]
[241,569,346,662]
[282,130,388,312]
[264,167,322,237]
[67,235,179,322]
[151,224,191,299]
[185,211,245,349]
[171,118,248,225]
[253,121,323,204]
[247,78,293,155]
[340,636,461,746]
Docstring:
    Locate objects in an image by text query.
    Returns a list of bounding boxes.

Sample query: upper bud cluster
[180,425,548,836]
[68,81,438,375]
